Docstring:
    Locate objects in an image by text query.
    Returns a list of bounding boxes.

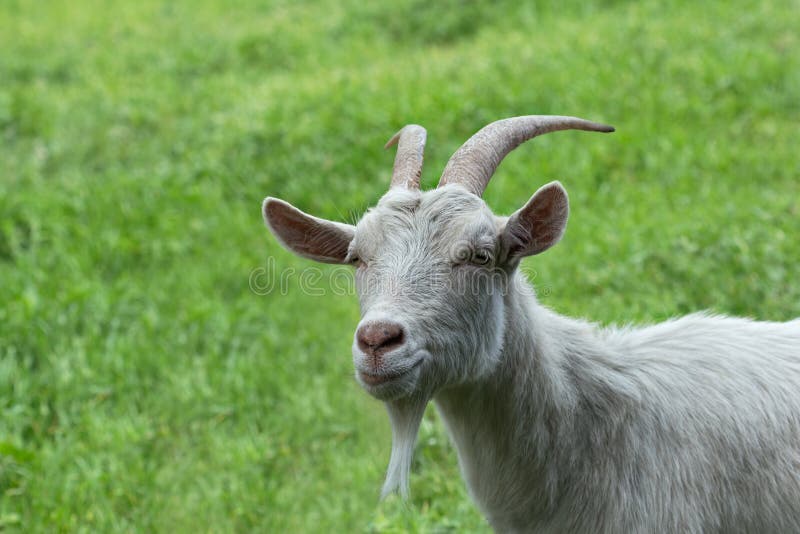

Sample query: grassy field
[1,0,798,531]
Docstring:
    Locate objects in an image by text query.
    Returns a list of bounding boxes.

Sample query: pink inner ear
[524,188,567,241]
[264,199,352,264]
[507,184,569,258]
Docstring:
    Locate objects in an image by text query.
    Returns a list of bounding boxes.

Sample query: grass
[1,0,798,531]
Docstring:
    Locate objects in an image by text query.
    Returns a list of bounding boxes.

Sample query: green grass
[1,0,799,531]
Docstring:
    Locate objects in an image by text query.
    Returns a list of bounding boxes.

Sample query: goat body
[436,273,800,532]
[262,116,800,532]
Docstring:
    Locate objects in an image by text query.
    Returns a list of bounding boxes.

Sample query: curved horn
[437,115,614,196]
[385,124,427,189]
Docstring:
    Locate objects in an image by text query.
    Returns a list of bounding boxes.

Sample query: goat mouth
[359,359,424,386]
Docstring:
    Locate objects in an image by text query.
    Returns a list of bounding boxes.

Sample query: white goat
[262,116,800,533]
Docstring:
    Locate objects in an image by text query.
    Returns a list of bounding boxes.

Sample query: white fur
[436,276,800,532]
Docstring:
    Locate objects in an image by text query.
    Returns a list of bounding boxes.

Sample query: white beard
[382,394,430,498]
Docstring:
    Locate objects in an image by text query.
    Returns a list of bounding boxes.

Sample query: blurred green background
[1,0,798,531]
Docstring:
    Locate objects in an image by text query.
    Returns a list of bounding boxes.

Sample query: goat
[262,116,800,533]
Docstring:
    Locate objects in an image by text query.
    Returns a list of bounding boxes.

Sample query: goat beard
[381,393,431,499]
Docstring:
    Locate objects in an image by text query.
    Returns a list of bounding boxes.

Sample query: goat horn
[437,115,614,196]
[385,124,427,189]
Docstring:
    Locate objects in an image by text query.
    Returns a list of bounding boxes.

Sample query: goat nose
[357,321,405,356]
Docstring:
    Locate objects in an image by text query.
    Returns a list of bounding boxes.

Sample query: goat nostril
[357,321,405,355]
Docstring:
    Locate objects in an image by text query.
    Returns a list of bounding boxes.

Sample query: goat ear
[262,197,355,264]
[501,181,569,260]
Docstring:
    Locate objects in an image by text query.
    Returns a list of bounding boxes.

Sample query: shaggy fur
[263,118,800,533]
[436,275,800,532]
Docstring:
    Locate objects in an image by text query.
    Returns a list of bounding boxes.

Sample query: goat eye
[471,250,492,266]
[347,254,364,268]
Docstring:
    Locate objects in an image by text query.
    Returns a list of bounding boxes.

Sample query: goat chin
[382,393,430,499]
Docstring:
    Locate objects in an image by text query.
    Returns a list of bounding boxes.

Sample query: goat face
[264,180,569,401]
[348,185,508,400]
[263,117,611,401]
